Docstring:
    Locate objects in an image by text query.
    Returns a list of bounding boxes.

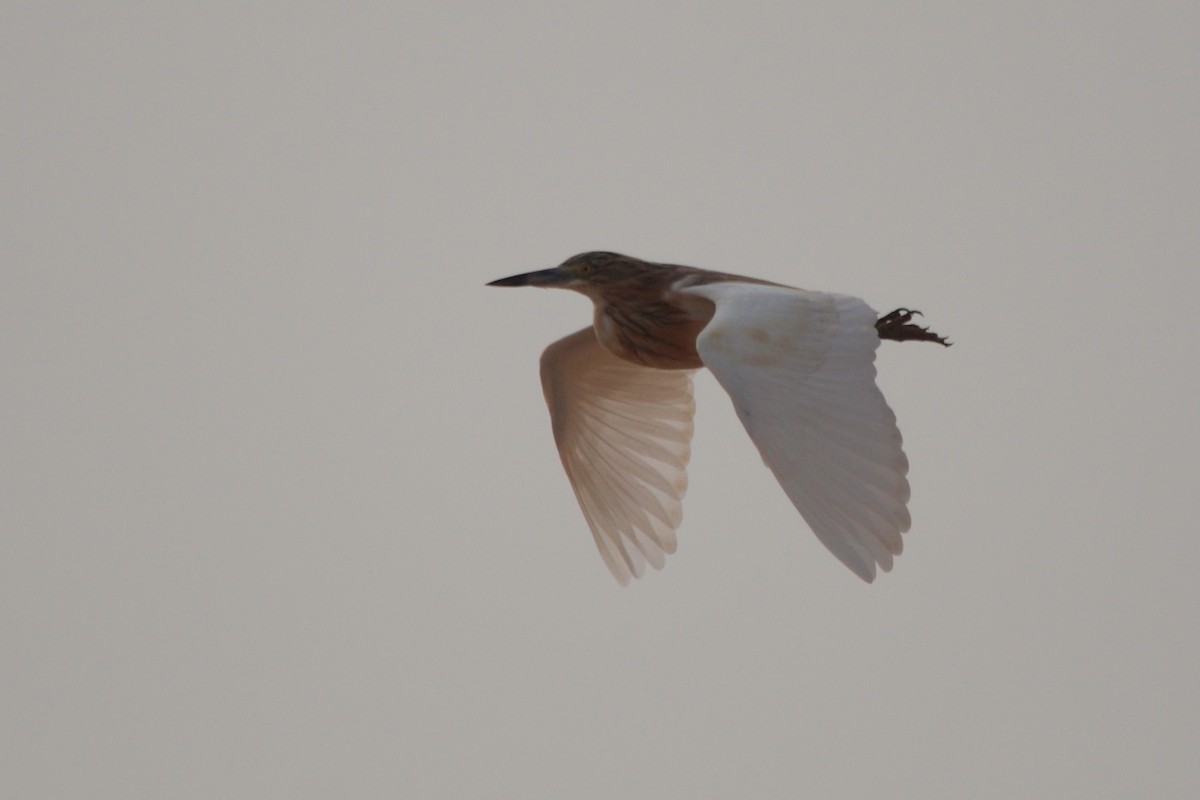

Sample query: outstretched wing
[681,282,910,582]
[540,327,696,585]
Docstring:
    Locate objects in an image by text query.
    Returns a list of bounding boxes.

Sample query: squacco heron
[489,251,949,584]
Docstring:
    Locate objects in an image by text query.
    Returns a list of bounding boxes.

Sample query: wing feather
[681,282,911,582]
[540,327,695,585]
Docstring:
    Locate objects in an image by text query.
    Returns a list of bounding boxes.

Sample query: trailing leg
[876,308,951,346]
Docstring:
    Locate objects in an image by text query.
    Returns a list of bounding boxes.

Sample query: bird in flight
[489,251,949,585]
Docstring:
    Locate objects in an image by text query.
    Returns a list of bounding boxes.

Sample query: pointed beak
[487,266,571,288]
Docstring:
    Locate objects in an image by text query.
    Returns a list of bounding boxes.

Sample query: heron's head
[487,252,656,293]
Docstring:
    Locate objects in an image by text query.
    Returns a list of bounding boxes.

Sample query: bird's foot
[876,308,951,346]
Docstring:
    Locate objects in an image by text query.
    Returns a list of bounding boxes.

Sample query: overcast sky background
[4,3,1198,798]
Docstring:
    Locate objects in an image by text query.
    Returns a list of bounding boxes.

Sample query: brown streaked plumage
[489,251,949,585]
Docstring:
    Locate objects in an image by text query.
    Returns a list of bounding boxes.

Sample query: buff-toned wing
[540,327,695,585]
[681,282,910,582]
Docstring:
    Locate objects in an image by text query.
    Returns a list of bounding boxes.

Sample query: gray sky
[4,2,1198,798]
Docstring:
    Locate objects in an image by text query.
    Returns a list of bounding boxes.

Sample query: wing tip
[604,554,670,587]
[851,560,878,583]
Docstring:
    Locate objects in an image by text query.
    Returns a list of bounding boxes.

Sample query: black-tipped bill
[486,266,570,288]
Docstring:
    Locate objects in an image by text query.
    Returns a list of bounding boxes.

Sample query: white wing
[681,282,910,582]
[540,327,696,585]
